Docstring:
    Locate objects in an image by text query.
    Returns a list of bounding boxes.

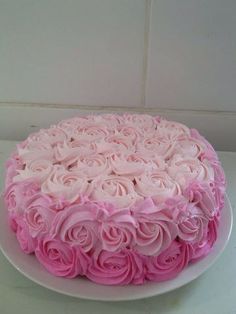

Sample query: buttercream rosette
[4,114,225,285]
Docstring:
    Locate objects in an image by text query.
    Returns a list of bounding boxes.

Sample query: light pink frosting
[135,171,182,204]
[51,203,99,252]
[90,175,140,208]
[4,114,226,285]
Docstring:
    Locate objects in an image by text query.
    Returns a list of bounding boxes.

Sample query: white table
[0,140,235,314]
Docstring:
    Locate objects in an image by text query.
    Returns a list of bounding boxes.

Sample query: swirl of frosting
[109,153,147,177]
[115,125,141,145]
[14,159,54,183]
[173,138,205,159]
[87,249,145,285]
[184,180,219,218]
[123,114,156,131]
[168,155,214,187]
[73,123,110,141]
[35,236,90,278]
[190,214,219,262]
[137,136,175,159]
[41,167,89,203]
[133,207,178,256]
[145,240,191,282]
[158,119,191,139]
[15,216,37,254]
[17,139,54,162]
[69,154,111,179]
[29,126,68,146]
[90,175,139,208]
[99,209,136,252]
[51,203,99,252]
[4,179,40,213]
[104,135,134,153]
[177,204,208,243]
[135,171,181,203]
[24,194,56,238]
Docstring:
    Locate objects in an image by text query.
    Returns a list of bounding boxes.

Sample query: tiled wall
[1,0,235,109]
[0,0,236,150]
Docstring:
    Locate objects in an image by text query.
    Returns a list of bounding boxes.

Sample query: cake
[3,114,226,285]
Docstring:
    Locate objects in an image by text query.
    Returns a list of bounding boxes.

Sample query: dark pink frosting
[35,236,90,278]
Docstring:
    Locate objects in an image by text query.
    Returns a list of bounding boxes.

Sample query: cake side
[4,114,226,285]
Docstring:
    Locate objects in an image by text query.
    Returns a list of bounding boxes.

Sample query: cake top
[7,114,217,210]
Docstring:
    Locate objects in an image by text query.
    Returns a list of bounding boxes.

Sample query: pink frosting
[177,204,208,244]
[87,249,145,285]
[41,166,90,203]
[4,179,40,213]
[99,209,136,252]
[35,236,90,278]
[5,153,24,186]
[132,199,178,256]
[51,203,99,252]
[24,194,56,238]
[145,240,192,282]
[135,171,182,204]
[90,175,140,208]
[168,154,214,188]
[184,180,219,218]
[15,216,37,254]
[190,213,219,262]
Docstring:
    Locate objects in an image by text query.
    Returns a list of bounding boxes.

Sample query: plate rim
[0,195,233,301]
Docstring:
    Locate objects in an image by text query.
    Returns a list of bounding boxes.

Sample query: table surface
[0,140,235,314]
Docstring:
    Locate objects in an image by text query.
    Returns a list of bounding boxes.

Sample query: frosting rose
[17,139,53,162]
[41,167,89,203]
[73,123,109,141]
[35,236,90,278]
[168,155,214,187]
[69,154,111,179]
[131,199,178,256]
[184,180,219,218]
[116,125,141,145]
[24,194,55,237]
[87,249,145,285]
[90,175,139,208]
[158,119,191,139]
[134,171,181,204]
[15,216,37,254]
[29,126,68,146]
[145,240,191,282]
[99,209,136,252]
[14,159,54,183]
[177,204,208,243]
[173,138,205,159]
[137,136,175,159]
[4,179,40,213]
[190,214,219,262]
[51,203,99,252]
[123,114,156,131]
[109,153,150,177]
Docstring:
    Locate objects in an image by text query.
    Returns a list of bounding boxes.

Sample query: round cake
[4,114,226,285]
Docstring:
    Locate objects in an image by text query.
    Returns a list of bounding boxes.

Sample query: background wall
[0,0,235,150]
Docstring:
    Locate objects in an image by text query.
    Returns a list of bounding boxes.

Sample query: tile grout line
[141,0,152,108]
[1,102,236,116]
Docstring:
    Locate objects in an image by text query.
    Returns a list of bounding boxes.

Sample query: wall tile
[0,0,145,107]
[146,0,236,110]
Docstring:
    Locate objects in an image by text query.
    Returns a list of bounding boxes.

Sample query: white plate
[0,196,233,301]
